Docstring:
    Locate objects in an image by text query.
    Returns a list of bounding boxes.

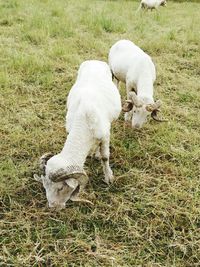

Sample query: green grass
[1,0,200,266]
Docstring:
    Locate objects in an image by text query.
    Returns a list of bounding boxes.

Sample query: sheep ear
[122,100,133,112]
[65,178,79,189]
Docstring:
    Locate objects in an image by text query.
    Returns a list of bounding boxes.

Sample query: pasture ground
[0,0,200,266]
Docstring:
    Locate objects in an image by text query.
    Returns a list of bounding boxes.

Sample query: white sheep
[109,39,164,128]
[137,0,167,12]
[34,60,121,209]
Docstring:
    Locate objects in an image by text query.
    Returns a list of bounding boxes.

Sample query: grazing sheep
[34,60,121,209]
[137,0,167,12]
[109,39,165,128]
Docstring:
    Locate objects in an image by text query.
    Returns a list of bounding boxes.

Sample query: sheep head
[122,92,167,128]
[34,154,90,209]
[160,0,167,7]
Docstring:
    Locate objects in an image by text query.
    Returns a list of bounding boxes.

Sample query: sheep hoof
[104,174,114,185]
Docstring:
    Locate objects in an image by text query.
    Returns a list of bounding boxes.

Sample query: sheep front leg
[113,77,120,89]
[100,137,114,184]
[124,83,133,122]
[94,147,101,160]
[112,72,120,89]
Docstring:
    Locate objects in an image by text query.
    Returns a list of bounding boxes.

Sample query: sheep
[109,39,165,128]
[137,0,167,12]
[34,60,121,209]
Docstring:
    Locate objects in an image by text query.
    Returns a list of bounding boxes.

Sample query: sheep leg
[89,143,100,159]
[112,72,120,88]
[124,83,133,122]
[94,147,101,160]
[113,77,119,89]
[100,137,114,184]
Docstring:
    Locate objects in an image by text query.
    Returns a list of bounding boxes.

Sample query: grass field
[1,0,200,266]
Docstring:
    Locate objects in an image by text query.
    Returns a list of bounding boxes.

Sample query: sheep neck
[137,77,154,103]
[60,119,93,168]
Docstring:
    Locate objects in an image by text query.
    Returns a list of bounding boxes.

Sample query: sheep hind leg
[100,137,114,184]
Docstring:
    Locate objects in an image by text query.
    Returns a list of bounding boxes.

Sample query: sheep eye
[58,186,64,192]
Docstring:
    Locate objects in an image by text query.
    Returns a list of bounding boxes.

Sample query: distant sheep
[137,0,167,11]
[109,39,165,128]
[34,60,121,209]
